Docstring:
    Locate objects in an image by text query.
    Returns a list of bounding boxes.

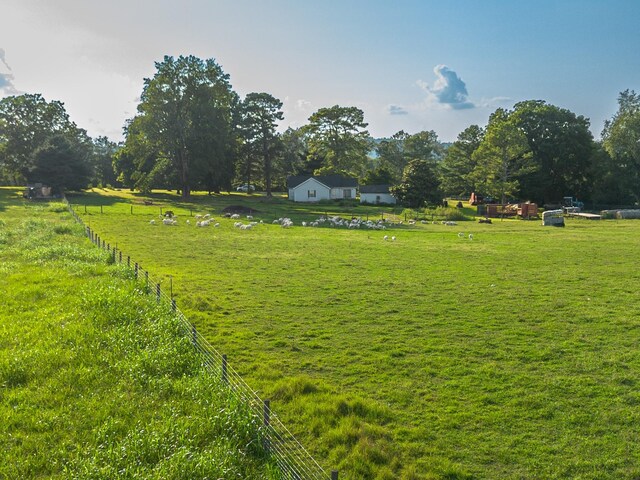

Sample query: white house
[359,185,397,205]
[287,175,358,202]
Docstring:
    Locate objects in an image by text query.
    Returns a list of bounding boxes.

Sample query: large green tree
[0,94,79,184]
[511,100,594,204]
[90,136,119,188]
[127,55,238,197]
[303,105,370,177]
[30,134,93,193]
[472,109,536,204]
[602,89,640,203]
[275,127,308,185]
[375,131,409,181]
[390,159,442,208]
[239,92,283,196]
[439,124,484,197]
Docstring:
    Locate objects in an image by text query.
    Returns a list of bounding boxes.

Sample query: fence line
[64,199,337,480]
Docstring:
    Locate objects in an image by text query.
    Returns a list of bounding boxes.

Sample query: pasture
[70,189,640,479]
[0,189,279,479]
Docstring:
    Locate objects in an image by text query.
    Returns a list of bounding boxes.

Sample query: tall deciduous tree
[440,125,484,197]
[90,136,119,188]
[376,130,409,181]
[129,55,237,198]
[375,130,442,183]
[390,159,442,208]
[0,94,79,184]
[602,89,640,203]
[239,92,283,196]
[511,100,594,204]
[276,127,308,185]
[31,134,93,193]
[472,109,536,204]
[303,105,370,177]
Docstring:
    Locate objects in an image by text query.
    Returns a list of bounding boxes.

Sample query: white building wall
[360,192,397,204]
[289,178,331,202]
[330,187,356,200]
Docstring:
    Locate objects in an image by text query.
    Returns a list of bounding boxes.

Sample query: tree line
[1,54,639,208]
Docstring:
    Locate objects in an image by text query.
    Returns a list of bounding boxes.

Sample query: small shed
[359,185,397,205]
[287,175,357,202]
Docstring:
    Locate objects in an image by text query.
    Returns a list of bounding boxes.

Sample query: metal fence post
[145,270,149,290]
[191,325,197,346]
[134,262,138,279]
[331,471,338,480]
[172,299,177,311]
[156,283,161,302]
[222,354,228,384]
[127,255,130,267]
[263,399,271,452]
[119,251,122,263]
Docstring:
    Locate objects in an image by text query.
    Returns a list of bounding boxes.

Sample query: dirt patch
[222,205,259,215]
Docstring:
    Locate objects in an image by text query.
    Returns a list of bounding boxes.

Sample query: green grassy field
[0,189,280,479]
[50,188,640,478]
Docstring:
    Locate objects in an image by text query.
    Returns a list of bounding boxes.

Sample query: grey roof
[359,184,392,194]
[287,175,358,189]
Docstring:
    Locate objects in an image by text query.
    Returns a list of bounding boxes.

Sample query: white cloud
[419,65,474,110]
[0,48,21,96]
[387,104,408,115]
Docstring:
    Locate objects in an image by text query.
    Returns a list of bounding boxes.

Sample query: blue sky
[1,0,638,142]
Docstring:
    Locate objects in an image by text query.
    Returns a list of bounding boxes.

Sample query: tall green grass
[67,188,640,479]
[0,189,281,479]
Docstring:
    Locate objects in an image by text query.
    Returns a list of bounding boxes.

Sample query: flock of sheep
[148,212,475,240]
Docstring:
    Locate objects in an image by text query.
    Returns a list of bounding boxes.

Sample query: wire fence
[64,199,338,480]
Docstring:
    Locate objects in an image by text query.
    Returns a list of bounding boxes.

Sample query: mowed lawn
[73,189,640,479]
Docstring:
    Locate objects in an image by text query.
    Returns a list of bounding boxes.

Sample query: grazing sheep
[383,235,388,241]
[162,218,177,226]
[149,219,156,225]
[231,213,240,219]
[391,236,396,241]
[468,233,474,240]
[195,214,203,220]
[186,219,190,225]
[214,222,220,227]
[204,213,211,219]
[458,232,465,238]
[246,215,253,220]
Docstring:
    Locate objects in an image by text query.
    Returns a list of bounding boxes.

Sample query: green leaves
[127,55,238,197]
[303,105,370,177]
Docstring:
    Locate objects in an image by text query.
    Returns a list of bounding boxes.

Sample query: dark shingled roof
[359,184,392,194]
[287,175,358,189]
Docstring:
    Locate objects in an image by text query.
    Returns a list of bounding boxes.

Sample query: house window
[376,195,381,204]
[343,189,352,199]
[308,190,316,198]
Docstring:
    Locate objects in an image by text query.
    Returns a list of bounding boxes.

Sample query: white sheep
[246,215,253,220]
[231,213,240,220]
[458,232,465,238]
[213,222,220,227]
[149,219,156,225]
[391,236,396,241]
[468,233,474,240]
[383,235,388,241]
